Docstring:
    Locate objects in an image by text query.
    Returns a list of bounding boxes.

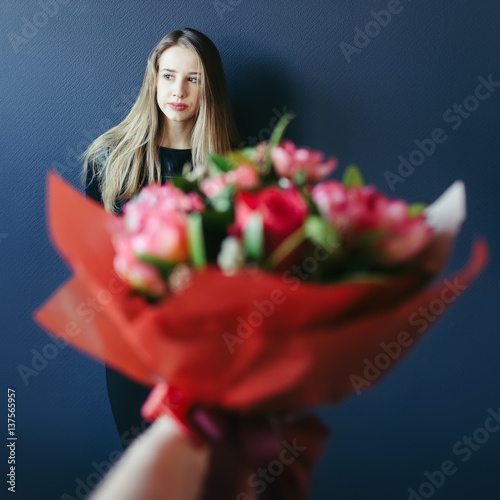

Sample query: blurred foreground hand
[89,415,211,500]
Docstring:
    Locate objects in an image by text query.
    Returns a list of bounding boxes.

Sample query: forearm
[89,415,210,500]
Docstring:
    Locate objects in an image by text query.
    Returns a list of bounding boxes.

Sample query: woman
[82,27,240,449]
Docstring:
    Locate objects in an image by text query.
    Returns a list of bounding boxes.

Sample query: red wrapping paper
[33,172,489,498]
[33,171,488,409]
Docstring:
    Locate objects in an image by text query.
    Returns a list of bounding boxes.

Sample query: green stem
[264,225,306,269]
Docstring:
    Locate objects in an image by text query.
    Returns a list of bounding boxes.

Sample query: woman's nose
[173,81,186,98]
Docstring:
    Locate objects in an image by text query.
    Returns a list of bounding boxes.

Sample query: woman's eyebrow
[160,68,201,75]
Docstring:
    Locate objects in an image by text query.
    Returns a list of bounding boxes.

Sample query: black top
[85,145,193,450]
[85,146,192,215]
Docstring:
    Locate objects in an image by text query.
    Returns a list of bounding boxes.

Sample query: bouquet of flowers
[33,115,488,499]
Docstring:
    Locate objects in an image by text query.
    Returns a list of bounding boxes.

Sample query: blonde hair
[81,28,240,213]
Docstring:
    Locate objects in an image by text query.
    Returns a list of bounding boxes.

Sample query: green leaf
[206,153,234,173]
[292,171,307,186]
[358,230,388,245]
[243,212,264,262]
[264,225,306,270]
[226,150,254,166]
[241,146,256,159]
[137,254,176,281]
[408,203,427,217]
[202,206,234,227]
[187,212,207,269]
[342,165,364,187]
[304,215,338,252]
[208,184,236,213]
[171,176,198,192]
[266,112,296,169]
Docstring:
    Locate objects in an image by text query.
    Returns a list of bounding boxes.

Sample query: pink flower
[184,192,205,212]
[311,181,433,263]
[113,237,167,297]
[226,164,259,190]
[379,217,433,263]
[311,182,378,232]
[130,211,189,263]
[231,186,309,255]
[199,176,228,198]
[123,184,204,232]
[108,182,199,296]
[200,164,259,198]
[271,140,338,182]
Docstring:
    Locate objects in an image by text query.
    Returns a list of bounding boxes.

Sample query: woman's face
[156,46,201,126]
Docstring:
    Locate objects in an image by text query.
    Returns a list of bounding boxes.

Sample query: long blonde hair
[81,28,240,213]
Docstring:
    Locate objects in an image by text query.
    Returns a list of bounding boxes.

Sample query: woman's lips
[168,103,188,111]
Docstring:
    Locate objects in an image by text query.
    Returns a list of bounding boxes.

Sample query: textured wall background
[1,0,499,498]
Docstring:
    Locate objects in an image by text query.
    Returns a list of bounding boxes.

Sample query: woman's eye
[162,74,199,83]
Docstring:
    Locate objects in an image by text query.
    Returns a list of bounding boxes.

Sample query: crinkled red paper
[34,172,488,415]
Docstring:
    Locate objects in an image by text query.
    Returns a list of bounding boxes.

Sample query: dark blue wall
[2,0,499,498]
